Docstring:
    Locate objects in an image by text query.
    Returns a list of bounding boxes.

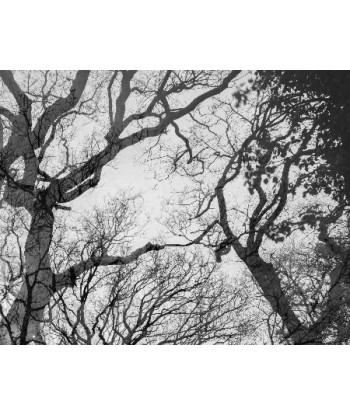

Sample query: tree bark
[0,204,54,344]
[244,253,320,344]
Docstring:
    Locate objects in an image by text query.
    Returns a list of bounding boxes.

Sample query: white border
[1,1,349,413]
[1,346,349,414]
[1,0,349,69]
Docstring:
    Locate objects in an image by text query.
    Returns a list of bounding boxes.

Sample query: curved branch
[33,70,90,146]
[49,71,241,204]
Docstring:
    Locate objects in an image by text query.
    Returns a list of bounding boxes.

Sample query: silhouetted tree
[161,76,350,344]
[0,70,241,344]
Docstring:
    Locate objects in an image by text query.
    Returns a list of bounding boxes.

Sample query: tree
[0,70,244,344]
[3,70,349,345]
[160,74,350,344]
[43,196,256,344]
[255,71,350,342]
[267,224,350,344]
[258,71,350,202]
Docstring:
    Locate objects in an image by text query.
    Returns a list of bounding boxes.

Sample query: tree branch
[113,70,137,134]
[32,70,90,146]
[0,70,32,117]
[0,106,16,124]
[55,242,164,289]
[49,71,241,204]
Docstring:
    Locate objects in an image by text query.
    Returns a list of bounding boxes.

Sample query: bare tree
[0,70,242,344]
[4,70,346,345]
[33,193,256,345]
[45,251,256,345]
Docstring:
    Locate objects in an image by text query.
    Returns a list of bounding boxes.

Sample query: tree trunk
[245,254,320,344]
[0,205,54,344]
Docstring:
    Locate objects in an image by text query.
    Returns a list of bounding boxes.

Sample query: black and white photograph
[1,1,349,414]
[2,69,350,346]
